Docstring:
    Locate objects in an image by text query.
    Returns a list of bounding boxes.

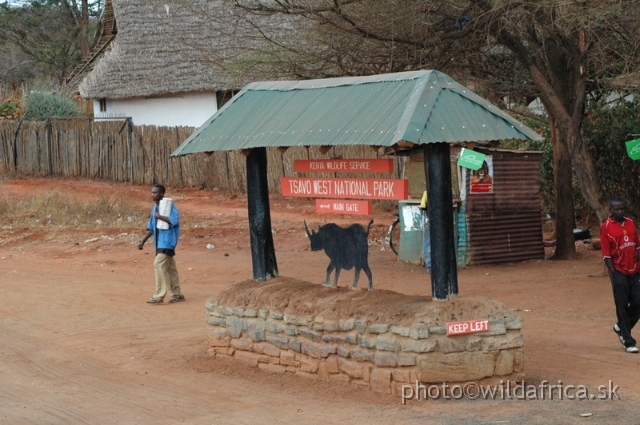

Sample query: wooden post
[46,118,53,176]
[424,143,458,300]
[246,147,279,281]
[127,118,133,183]
[13,117,25,172]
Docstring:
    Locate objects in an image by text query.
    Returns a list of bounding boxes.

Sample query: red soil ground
[1,177,639,424]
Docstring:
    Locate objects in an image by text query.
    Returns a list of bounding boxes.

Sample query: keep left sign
[446,319,490,336]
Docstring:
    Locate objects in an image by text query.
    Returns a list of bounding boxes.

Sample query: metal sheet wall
[465,149,544,264]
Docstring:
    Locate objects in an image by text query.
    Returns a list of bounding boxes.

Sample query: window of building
[99,99,107,112]
[216,90,238,109]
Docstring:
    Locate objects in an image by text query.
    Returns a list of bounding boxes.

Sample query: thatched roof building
[79,0,298,100]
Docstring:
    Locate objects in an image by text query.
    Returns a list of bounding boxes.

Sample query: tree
[231,0,640,259]
[0,0,103,86]
[59,0,94,58]
[583,98,640,220]
[0,43,37,84]
[467,0,639,258]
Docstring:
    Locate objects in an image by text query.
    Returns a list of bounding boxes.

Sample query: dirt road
[1,178,639,424]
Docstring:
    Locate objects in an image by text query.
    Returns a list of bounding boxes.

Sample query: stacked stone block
[205,298,524,395]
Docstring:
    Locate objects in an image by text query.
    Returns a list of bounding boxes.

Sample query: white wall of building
[93,92,218,127]
[525,92,636,117]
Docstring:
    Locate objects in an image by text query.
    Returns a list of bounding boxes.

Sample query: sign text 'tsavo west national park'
[281,177,408,200]
[281,159,407,215]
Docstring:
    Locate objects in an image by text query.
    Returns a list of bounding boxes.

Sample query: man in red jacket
[600,198,640,353]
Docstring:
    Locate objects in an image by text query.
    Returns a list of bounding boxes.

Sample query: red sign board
[280,177,408,200]
[294,159,394,173]
[316,199,372,215]
[446,319,490,336]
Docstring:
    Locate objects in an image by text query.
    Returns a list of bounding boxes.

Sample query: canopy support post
[424,143,458,300]
[246,147,279,281]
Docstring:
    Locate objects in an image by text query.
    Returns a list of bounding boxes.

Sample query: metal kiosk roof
[172,70,542,300]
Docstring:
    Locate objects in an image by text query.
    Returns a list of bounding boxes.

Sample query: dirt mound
[213,276,517,326]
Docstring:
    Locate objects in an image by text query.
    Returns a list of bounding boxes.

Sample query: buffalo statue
[304,220,374,290]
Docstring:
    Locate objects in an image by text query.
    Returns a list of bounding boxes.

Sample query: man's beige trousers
[153,253,182,300]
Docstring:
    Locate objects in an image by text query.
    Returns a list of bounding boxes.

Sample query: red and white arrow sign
[315,200,371,215]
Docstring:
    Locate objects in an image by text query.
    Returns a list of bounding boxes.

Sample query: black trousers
[610,270,640,346]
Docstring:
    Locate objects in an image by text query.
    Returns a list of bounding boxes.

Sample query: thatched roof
[79,0,298,99]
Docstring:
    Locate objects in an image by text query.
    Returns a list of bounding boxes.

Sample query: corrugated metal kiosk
[462,147,544,264]
[404,146,544,265]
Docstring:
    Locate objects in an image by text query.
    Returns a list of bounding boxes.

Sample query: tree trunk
[80,0,89,58]
[61,0,89,58]
[524,42,608,255]
[567,125,608,223]
[550,116,577,259]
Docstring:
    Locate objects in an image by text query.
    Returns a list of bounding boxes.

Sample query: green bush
[22,92,79,121]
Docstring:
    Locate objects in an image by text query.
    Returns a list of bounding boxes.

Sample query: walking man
[600,198,640,353]
[138,184,185,304]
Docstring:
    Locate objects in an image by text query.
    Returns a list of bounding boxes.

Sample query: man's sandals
[169,296,185,304]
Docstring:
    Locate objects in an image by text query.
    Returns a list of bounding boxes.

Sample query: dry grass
[0,191,145,230]
[373,199,399,212]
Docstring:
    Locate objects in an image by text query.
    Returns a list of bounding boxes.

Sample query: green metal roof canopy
[171,70,541,157]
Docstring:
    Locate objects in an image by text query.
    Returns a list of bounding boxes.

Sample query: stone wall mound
[206,277,524,395]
